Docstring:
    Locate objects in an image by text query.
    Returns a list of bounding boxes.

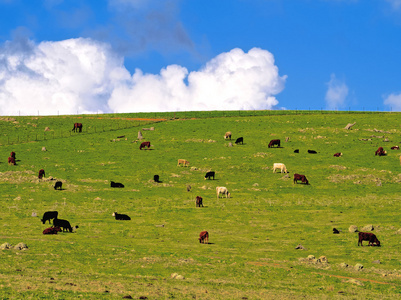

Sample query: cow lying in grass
[111,181,124,188]
[333,152,343,157]
[43,226,62,235]
[112,212,131,220]
[358,232,380,246]
[375,147,386,156]
[199,231,209,244]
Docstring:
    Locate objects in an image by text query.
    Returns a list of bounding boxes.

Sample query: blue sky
[0,0,400,115]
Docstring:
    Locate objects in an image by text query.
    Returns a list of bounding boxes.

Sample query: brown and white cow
[199,231,209,244]
[224,131,232,140]
[333,152,343,157]
[358,232,380,246]
[293,173,309,184]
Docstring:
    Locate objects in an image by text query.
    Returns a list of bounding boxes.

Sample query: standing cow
[358,232,381,246]
[268,139,280,148]
[72,123,83,132]
[235,137,244,145]
[293,173,309,185]
[38,169,45,179]
[216,186,230,198]
[199,231,209,244]
[224,132,232,140]
[8,157,16,165]
[140,141,151,150]
[196,196,204,207]
[204,171,215,180]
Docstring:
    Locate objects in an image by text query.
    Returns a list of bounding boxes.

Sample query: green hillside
[1,112,401,299]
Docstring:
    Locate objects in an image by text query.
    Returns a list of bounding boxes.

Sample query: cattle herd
[5,123,390,246]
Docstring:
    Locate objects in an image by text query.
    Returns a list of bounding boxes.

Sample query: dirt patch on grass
[329,165,347,170]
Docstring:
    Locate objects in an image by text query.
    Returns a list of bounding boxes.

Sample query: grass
[1,111,401,299]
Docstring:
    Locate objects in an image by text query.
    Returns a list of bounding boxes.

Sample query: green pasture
[1,112,401,299]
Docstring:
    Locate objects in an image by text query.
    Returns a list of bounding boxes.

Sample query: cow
[10,151,16,159]
[111,181,124,188]
[224,132,232,140]
[294,149,299,153]
[53,218,73,232]
[196,196,203,207]
[375,147,386,156]
[112,212,131,220]
[333,228,340,234]
[54,181,62,190]
[293,173,309,185]
[333,152,343,157]
[177,159,189,167]
[235,137,244,145]
[8,157,16,165]
[41,211,58,224]
[268,139,280,148]
[154,175,160,183]
[273,163,288,173]
[308,150,317,154]
[204,171,215,180]
[72,123,83,132]
[391,146,399,150]
[358,232,381,247]
[216,186,230,198]
[199,231,209,244]
[139,141,151,150]
[43,226,62,235]
[38,169,45,179]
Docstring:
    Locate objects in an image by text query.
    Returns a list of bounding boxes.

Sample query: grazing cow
[216,186,230,198]
[72,123,83,132]
[333,228,340,234]
[196,196,204,207]
[308,150,317,154]
[293,173,309,185]
[41,211,58,224]
[177,159,189,167]
[268,139,280,148]
[53,218,73,232]
[358,232,381,247]
[43,226,62,235]
[375,147,386,156]
[54,181,62,190]
[38,169,45,179]
[112,212,131,220]
[391,146,399,150]
[294,149,299,153]
[110,181,124,188]
[139,141,151,150]
[10,151,16,159]
[8,156,16,165]
[204,171,215,180]
[235,137,244,145]
[154,175,160,182]
[224,131,232,140]
[273,163,288,173]
[333,152,343,157]
[199,231,209,244]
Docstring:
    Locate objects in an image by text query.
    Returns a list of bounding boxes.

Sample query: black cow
[53,218,73,232]
[38,169,45,179]
[140,141,151,150]
[358,232,381,246]
[235,137,243,145]
[196,196,204,207]
[54,181,63,190]
[294,149,299,153]
[204,171,215,180]
[308,150,317,154]
[41,211,58,224]
[154,175,160,182]
[268,139,280,148]
[111,181,124,188]
[112,212,131,220]
[72,123,83,132]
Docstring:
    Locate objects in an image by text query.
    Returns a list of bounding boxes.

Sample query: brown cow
[43,226,62,235]
[139,141,151,150]
[72,123,83,132]
[196,196,203,207]
[375,147,386,156]
[199,231,209,244]
[8,157,16,165]
[293,173,309,184]
[38,169,45,179]
[358,232,380,246]
[391,146,399,150]
[333,152,342,157]
[268,139,280,148]
[10,151,16,159]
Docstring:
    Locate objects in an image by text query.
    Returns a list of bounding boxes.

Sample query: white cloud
[385,0,401,9]
[0,38,286,115]
[325,74,349,110]
[383,92,401,111]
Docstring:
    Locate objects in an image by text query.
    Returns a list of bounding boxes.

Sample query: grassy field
[1,112,401,299]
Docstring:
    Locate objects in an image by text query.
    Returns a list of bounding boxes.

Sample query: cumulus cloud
[0,38,286,115]
[383,92,401,111]
[325,74,349,110]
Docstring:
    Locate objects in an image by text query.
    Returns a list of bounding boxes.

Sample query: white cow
[216,186,231,198]
[273,163,288,173]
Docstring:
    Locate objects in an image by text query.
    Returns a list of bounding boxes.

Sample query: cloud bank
[325,74,348,110]
[383,93,401,111]
[0,38,286,115]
